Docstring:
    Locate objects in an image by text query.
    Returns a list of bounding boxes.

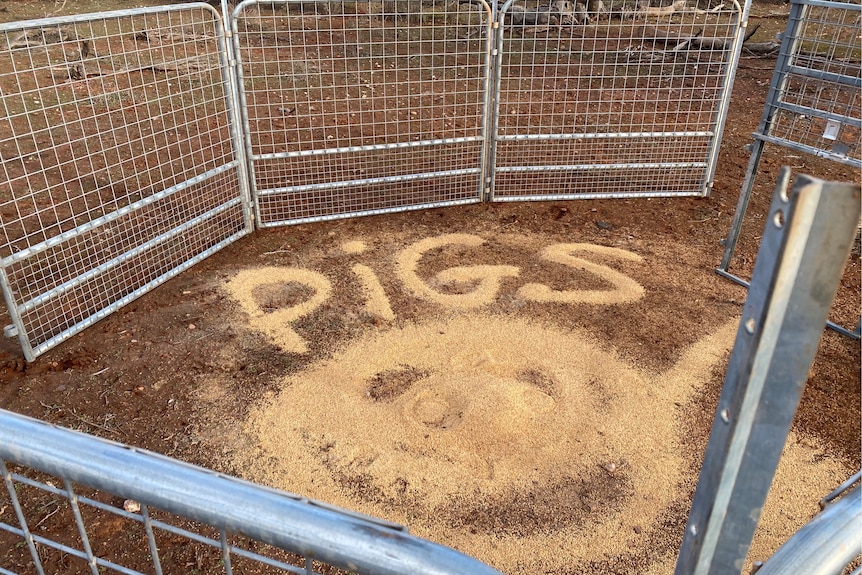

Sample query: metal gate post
[716,0,805,273]
[479,0,499,202]
[485,0,510,202]
[701,0,749,196]
[0,267,34,361]
[716,137,766,274]
[230,0,263,228]
[674,169,861,575]
[220,0,256,232]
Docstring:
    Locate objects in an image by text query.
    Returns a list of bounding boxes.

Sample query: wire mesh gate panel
[0,409,504,575]
[232,0,492,227]
[716,0,861,338]
[490,0,744,201]
[756,0,861,165]
[0,4,251,361]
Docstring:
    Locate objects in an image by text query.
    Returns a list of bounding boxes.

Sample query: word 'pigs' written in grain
[223,234,645,353]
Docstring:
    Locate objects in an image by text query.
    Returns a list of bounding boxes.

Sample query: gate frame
[0,407,504,575]
[0,3,254,361]
[716,0,862,339]
[487,0,750,202]
[229,0,495,228]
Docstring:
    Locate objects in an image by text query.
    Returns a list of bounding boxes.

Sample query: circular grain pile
[242,312,737,568]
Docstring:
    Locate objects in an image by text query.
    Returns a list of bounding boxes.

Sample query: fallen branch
[132,28,215,44]
[679,2,727,15]
[639,22,768,53]
[33,505,62,530]
[670,28,702,52]
[743,23,761,43]
[633,0,730,19]
[637,0,688,17]
[741,41,780,56]
[754,11,791,19]
[8,26,76,49]
[53,54,215,82]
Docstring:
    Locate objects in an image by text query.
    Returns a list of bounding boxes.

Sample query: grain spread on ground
[223,267,332,353]
[219,232,854,574]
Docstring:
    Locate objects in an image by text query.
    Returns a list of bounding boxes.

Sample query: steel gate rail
[0,408,504,575]
[0,4,252,361]
[231,0,493,227]
[491,0,746,201]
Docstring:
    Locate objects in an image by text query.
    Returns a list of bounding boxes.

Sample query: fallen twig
[33,505,62,529]
[754,11,791,19]
[638,0,687,16]
[69,408,126,437]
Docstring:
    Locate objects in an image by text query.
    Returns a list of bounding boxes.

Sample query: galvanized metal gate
[0,0,748,360]
[490,0,744,200]
[231,0,494,227]
[229,0,746,219]
[0,4,252,361]
[0,408,503,575]
[717,0,861,338]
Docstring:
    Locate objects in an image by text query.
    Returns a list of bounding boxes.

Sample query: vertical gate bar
[140,504,164,575]
[230,1,263,229]
[488,0,516,202]
[219,0,232,24]
[62,479,100,575]
[219,529,234,575]
[716,0,807,273]
[701,0,749,196]
[218,0,256,233]
[674,170,862,575]
[716,138,773,272]
[0,267,34,362]
[1,460,46,575]
[478,0,498,202]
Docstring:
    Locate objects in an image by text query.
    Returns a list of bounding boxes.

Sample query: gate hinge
[4,324,18,338]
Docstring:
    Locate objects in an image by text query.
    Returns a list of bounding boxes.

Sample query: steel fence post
[675,169,862,575]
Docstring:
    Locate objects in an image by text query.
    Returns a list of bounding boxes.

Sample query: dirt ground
[0,2,860,574]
